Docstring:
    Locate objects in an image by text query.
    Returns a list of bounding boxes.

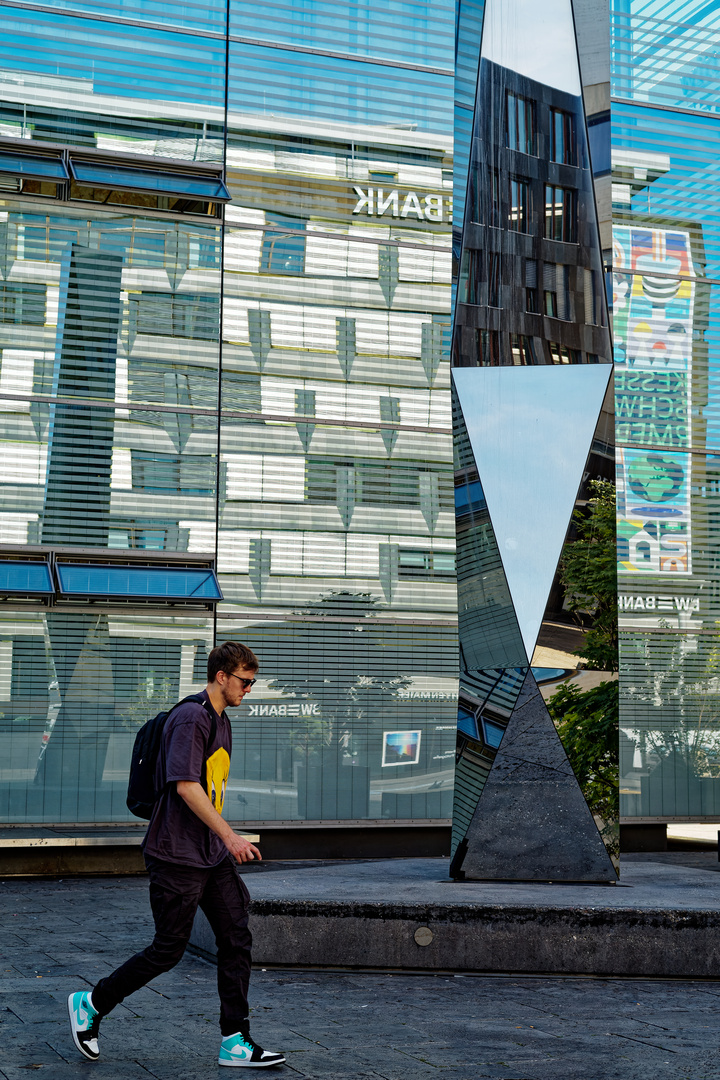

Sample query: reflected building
[0,1,457,841]
[611,3,719,836]
[4,0,720,858]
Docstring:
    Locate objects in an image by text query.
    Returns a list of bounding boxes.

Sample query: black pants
[92,855,252,1036]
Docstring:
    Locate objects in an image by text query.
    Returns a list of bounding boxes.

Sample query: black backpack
[127,693,217,820]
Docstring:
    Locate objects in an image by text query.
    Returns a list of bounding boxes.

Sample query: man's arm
[176,781,262,863]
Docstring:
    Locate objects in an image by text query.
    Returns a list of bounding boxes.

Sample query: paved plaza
[3,873,720,1080]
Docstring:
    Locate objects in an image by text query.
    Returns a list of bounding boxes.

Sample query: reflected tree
[548,480,619,854]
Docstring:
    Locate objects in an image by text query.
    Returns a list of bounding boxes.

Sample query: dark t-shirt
[142,690,232,868]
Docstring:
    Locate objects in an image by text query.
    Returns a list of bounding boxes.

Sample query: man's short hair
[207,641,259,682]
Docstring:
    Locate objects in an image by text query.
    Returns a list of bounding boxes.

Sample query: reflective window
[131,453,215,497]
[35,0,227,33]
[0,150,68,180]
[548,342,580,364]
[69,161,227,198]
[587,111,610,176]
[490,168,501,227]
[0,561,53,595]
[550,108,576,165]
[0,8,226,155]
[544,185,577,242]
[0,1,456,829]
[55,563,222,601]
[488,251,501,307]
[510,334,538,365]
[525,258,539,312]
[543,263,571,319]
[228,42,452,134]
[129,292,220,340]
[0,283,46,326]
[260,217,306,276]
[509,176,530,232]
[611,0,720,113]
[397,549,456,578]
[229,0,454,69]
[507,91,535,154]
[479,329,501,365]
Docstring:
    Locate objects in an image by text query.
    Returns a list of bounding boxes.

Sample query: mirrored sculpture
[450,0,617,881]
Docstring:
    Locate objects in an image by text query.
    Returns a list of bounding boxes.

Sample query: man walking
[68,641,285,1069]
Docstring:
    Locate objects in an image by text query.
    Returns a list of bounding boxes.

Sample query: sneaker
[218,1031,285,1068]
[67,990,101,1061]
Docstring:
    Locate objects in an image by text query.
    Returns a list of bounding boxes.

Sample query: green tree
[548,480,619,856]
[559,478,618,672]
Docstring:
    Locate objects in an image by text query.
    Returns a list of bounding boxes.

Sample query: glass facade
[0,1,457,826]
[612,0,720,822]
[7,0,717,839]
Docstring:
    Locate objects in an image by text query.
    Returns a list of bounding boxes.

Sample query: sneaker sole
[67,994,99,1062]
[218,1056,286,1068]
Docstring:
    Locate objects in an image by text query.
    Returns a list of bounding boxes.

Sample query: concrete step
[190,855,720,977]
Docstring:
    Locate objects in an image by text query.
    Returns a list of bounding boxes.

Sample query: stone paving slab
[3,875,720,1078]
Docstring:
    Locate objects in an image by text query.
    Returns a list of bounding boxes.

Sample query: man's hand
[176,781,261,863]
[225,831,262,864]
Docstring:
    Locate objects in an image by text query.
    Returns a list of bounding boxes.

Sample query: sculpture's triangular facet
[456,670,617,882]
[454,390,527,668]
[453,365,611,660]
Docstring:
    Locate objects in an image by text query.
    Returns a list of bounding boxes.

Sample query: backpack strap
[172,693,218,783]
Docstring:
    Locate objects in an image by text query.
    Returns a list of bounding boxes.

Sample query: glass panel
[0,611,214,822]
[70,161,230,200]
[453,364,612,660]
[55,564,222,600]
[0,561,53,594]
[611,0,720,112]
[509,177,529,232]
[216,617,456,822]
[0,151,68,179]
[229,0,454,69]
[0,200,220,550]
[37,0,227,34]
[228,41,451,134]
[0,8,225,157]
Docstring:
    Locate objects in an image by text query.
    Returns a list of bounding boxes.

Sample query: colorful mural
[613,226,695,575]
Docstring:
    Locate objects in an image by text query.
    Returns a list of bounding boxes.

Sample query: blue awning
[68,159,230,201]
[0,561,54,595]
[55,563,223,602]
[0,150,69,181]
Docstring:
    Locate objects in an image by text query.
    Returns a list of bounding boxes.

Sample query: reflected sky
[453,365,611,659]
[614,101,720,279]
[28,0,227,33]
[229,0,454,70]
[612,0,720,111]
[228,41,452,133]
[0,8,226,104]
[480,0,581,96]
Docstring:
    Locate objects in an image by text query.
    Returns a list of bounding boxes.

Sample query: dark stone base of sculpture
[455,671,617,883]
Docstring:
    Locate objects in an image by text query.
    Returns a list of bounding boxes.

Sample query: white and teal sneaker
[67,990,101,1061]
[218,1030,285,1068]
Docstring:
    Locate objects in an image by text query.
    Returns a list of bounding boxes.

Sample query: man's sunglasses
[226,673,257,689]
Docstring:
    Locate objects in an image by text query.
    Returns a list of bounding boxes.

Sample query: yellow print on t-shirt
[205,746,230,814]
